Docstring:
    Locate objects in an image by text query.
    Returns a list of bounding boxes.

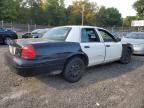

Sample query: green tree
[123,16,137,27]
[0,0,22,21]
[133,0,144,18]
[0,0,123,27]
[21,0,45,24]
[44,0,66,26]
[21,0,66,25]
[96,6,122,27]
[66,0,98,25]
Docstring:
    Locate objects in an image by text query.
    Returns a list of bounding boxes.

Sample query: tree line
[0,0,143,27]
[123,0,144,27]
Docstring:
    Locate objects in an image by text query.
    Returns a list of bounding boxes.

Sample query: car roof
[130,32,144,34]
[54,25,104,29]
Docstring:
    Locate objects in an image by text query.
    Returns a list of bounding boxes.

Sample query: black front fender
[122,43,134,54]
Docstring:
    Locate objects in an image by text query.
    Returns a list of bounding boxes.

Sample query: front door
[98,29,122,62]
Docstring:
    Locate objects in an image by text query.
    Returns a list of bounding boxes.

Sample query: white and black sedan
[5,26,133,83]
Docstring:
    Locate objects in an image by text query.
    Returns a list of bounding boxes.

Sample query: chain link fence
[106,26,144,37]
[0,21,49,36]
[0,21,48,32]
[1,20,144,38]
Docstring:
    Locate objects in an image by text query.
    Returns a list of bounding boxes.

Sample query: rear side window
[81,28,100,42]
[43,27,71,41]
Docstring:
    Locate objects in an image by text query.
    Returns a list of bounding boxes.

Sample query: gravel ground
[0,45,144,108]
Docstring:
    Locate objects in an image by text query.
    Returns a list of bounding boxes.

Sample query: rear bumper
[5,53,64,77]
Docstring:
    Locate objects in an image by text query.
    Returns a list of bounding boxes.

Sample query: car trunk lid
[8,38,62,58]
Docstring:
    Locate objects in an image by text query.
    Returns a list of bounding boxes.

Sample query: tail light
[21,45,36,59]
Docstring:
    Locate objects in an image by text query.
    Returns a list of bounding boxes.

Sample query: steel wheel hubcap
[69,64,81,77]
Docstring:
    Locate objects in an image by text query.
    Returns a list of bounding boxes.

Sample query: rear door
[98,29,122,62]
[80,28,105,66]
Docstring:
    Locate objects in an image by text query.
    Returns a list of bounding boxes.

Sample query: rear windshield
[43,27,71,41]
[38,29,49,34]
[126,32,144,39]
[35,29,49,34]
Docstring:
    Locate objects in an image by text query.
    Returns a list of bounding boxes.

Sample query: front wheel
[62,57,85,83]
[120,48,132,64]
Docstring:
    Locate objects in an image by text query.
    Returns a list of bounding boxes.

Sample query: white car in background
[121,32,144,55]
[22,28,50,38]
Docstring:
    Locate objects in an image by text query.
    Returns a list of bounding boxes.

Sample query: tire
[4,37,11,45]
[120,48,132,64]
[63,57,85,83]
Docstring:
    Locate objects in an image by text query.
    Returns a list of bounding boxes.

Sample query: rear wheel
[63,57,85,83]
[120,48,132,64]
[4,37,11,45]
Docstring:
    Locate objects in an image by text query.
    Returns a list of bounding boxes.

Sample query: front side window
[81,28,100,42]
[43,27,71,41]
[98,29,115,42]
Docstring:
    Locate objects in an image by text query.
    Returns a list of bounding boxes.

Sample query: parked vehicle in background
[22,28,49,38]
[121,32,144,55]
[0,28,18,44]
[5,26,133,83]
[21,32,31,38]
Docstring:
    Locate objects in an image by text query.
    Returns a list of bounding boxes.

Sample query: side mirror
[116,37,121,42]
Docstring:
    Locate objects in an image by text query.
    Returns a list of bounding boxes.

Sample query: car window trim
[98,29,117,42]
[81,28,100,43]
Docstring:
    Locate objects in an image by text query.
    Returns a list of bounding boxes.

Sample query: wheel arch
[65,53,89,67]
[122,43,133,54]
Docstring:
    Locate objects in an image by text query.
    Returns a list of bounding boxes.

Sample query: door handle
[106,45,110,47]
[84,46,90,48]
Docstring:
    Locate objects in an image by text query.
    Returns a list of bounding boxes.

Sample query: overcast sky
[64,0,137,18]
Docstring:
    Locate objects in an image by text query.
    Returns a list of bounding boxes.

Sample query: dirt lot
[0,45,144,108]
